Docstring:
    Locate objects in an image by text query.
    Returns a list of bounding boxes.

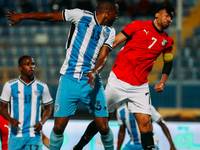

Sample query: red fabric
[112,20,174,85]
[0,115,9,150]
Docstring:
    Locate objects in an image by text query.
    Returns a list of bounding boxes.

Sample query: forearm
[40,105,51,124]
[19,12,62,21]
[0,102,12,122]
[160,73,169,85]
[159,121,175,147]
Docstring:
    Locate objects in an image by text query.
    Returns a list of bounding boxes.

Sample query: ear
[18,66,22,71]
[155,12,159,19]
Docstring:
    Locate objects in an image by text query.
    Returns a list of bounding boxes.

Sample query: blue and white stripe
[60,9,115,80]
[0,77,53,138]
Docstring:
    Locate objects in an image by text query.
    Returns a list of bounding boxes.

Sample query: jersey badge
[55,104,59,112]
[35,90,40,96]
[162,39,167,46]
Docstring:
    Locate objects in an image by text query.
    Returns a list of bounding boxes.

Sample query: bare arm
[42,132,50,148]
[0,102,20,128]
[84,45,110,89]
[6,11,63,26]
[117,125,126,150]
[158,120,176,150]
[34,104,51,131]
[113,32,128,49]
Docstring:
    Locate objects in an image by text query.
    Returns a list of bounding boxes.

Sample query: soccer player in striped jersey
[0,55,53,150]
[73,2,175,150]
[116,104,176,150]
[6,0,119,149]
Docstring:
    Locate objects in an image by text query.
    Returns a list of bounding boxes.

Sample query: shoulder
[8,78,18,84]
[35,79,47,86]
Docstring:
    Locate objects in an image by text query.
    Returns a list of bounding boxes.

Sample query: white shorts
[105,71,151,115]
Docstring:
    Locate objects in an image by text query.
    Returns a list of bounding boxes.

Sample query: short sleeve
[150,105,162,123]
[121,20,140,38]
[0,82,11,103]
[104,28,116,50]
[62,8,83,23]
[41,84,53,105]
[116,108,124,126]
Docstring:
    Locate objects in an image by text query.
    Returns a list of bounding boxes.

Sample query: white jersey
[0,77,53,138]
[116,104,161,145]
[60,9,116,80]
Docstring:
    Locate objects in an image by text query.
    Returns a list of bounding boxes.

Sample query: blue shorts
[8,137,42,150]
[123,141,143,150]
[123,140,159,150]
[54,75,108,117]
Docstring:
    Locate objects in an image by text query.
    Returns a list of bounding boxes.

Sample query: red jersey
[0,115,9,150]
[112,20,174,86]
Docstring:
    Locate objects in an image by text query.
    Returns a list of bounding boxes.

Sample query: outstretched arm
[117,125,126,150]
[6,11,63,26]
[158,120,176,150]
[84,45,110,89]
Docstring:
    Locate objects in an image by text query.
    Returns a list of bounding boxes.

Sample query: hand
[154,82,165,92]
[6,12,22,26]
[10,118,20,128]
[34,121,43,131]
[84,71,97,89]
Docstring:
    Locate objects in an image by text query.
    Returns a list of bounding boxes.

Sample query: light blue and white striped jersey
[60,9,116,80]
[0,77,53,138]
[117,104,161,145]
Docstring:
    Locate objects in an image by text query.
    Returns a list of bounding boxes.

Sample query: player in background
[0,113,9,150]
[73,2,175,150]
[0,55,53,150]
[116,104,176,150]
[6,0,119,149]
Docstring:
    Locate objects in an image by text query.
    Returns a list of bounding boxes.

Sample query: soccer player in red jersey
[73,2,175,150]
[0,113,9,150]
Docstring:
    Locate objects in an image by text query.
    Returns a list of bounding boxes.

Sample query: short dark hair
[154,2,175,19]
[96,0,117,12]
[18,55,32,66]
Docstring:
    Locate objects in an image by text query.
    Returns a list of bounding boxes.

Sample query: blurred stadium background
[0,0,200,149]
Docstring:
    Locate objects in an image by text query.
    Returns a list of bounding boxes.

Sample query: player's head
[154,2,175,29]
[18,55,35,77]
[96,0,119,26]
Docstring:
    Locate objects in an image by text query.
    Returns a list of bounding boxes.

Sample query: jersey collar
[18,76,36,86]
[94,11,100,26]
[152,22,164,33]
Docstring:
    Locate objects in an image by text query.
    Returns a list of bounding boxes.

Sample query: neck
[96,11,107,26]
[153,20,163,31]
[20,75,34,84]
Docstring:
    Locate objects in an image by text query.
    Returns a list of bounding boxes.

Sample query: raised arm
[158,120,176,150]
[6,11,63,26]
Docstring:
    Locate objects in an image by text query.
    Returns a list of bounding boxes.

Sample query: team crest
[162,39,167,46]
[35,90,40,96]
[55,104,59,112]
